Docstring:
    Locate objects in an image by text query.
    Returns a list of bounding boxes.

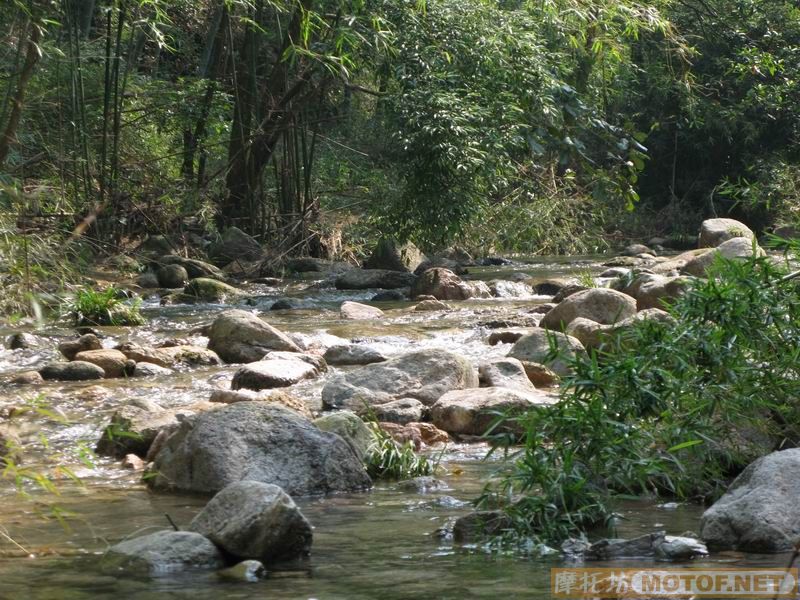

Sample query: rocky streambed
[0,220,796,599]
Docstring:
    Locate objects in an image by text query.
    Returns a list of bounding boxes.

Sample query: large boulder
[540,288,636,330]
[478,358,535,392]
[209,227,262,265]
[313,411,372,460]
[698,218,755,248]
[183,278,241,303]
[147,402,371,496]
[231,359,320,391]
[74,349,130,378]
[616,273,692,311]
[682,237,764,277]
[39,361,105,381]
[566,309,675,350]
[321,349,478,410]
[156,264,189,289]
[508,330,585,377]
[363,238,425,273]
[335,269,416,290]
[430,387,557,436]
[364,398,426,425]
[207,310,301,363]
[189,481,312,563]
[411,268,491,300]
[700,449,800,552]
[104,530,224,574]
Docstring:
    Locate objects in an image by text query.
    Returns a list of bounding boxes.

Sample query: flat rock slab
[340,301,384,320]
[232,359,319,390]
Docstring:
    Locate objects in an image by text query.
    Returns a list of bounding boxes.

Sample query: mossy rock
[183,278,242,303]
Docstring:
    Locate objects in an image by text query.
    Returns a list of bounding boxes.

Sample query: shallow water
[0,255,793,599]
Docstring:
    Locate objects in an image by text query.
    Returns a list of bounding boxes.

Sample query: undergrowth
[365,422,435,480]
[61,286,144,327]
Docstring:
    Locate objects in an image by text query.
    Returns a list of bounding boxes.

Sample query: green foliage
[481,254,800,544]
[61,286,145,326]
[365,422,435,480]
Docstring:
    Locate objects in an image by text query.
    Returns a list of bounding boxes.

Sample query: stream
[0,255,791,599]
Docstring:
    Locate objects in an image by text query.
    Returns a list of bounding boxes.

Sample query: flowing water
[0,256,792,599]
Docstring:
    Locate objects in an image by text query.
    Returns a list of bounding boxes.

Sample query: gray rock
[700,449,800,552]
[533,280,565,296]
[323,344,387,366]
[622,243,653,256]
[96,404,181,458]
[58,333,102,360]
[430,387,557,436]
[397,476,448,493]
[183,278,241,303]
[10,370,44,385]
[363,238,425,273]
[682,237,764,277]
[104,530,224,574]
[148,402,371,496]
[313,411,372,460]
[217,560,267,582]
[232,359,320,391]
[370,290,407,302]
[159,255,227,281]
[117,342,219,367]
[321,349,478,410]
[487,330,528,346]
[479,358,535,392]
[209,227,262,265]
[207,310,301,363]
[567,309,675,350]
[136,269,160,289]
[452,511,512,544]
[508,329,585,377]
[263,351,327,372]
[414,299,449,311]
[584,532,707,561]
[617,273,692,310]
[698,218,754,248]
[270,299,296,310]
[284,257,351,274]
[411,268,491,300]
[39,360,105,381]
[340,301,384,320]
[157,264,189,288]
[655,535,708,560]
[553,283,588,302]
[132,362,174,377]
[189,481,312,563]
[365,398,426,425]
[335,269,416,290]
[541,288,636,330]
[6,332,41,350]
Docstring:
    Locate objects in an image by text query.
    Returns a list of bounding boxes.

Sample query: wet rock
[263,351,327,373]
[698,218,754,248]
[147,402,372,496]
[217,560,267,583]
[207,310,301,363]
[479,358,535,392]
[10,370,44,385]
[364,398,426,425]
[530,303,556,315]
[452,511,512,544]
[96,404,181,458]
[335,269,416,290]
[159,255,227,281]
[340,301,384,320]
[617,273,691,310]
[104,530,224,574]
[599,267,631,279]
[480,256,512,266]
[371,290,407,302]
[232,359,320,391]
[622,244,653,256]
[131,362,173,377]
[519,362,559,387]
[414,257,468,276]
[655,535,708,560]
[189,481,312,563]
[209,227,262,265]
[323,344,387,366]
[552,283,588,303]
[74,349,130,378]
[682,237,764,277]
[700,449,800,552]
[39,361,105,381]
[533,280,565,296]
[584,532,707,561]
[568,309,676,350]
[122,454,146,470]
[6,332,41,350]
[411,268,491,300]
[284,257,351,274]
[321,349,478,410]
[136,269,160,289]
[313,411,372,460]
[541,288,636,330]
[58,333,102,360]
[565,317,604,349]
[209,389,313,420]
[431,387,556,436]
[117,342,219,367]
[508,329,585,377]
[487,330,527,346]
[488,280,533,298]
[379,422,449,449]
[270,299,296,311]
[414,299,449,311]
[156,264,189,289]
[135,234,174,259]
[397,476,448,493]
[183,278,241,303]
[363,238,425,273]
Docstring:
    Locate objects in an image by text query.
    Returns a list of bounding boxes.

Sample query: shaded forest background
[0,0,798,282]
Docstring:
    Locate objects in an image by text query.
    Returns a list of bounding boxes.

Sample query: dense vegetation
[481,249,800,545]
[0,0,797,277]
